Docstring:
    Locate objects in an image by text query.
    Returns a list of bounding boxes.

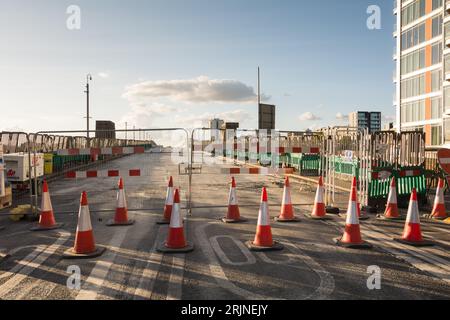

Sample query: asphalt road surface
[0,152,449,300]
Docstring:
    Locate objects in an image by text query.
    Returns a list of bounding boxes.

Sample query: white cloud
[383,114,395,121]
[123,75,270,104]
[119,103,178,128]
[336,112,347,120]
[299,112,321,121]
[98,72,109,79]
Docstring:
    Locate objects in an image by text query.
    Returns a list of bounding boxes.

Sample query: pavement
[0,152,449,300]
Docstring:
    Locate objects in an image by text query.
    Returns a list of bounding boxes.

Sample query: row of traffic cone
[380,177,448,221]
[334,176,435,248]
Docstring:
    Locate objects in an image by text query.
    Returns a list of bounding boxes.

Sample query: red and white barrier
[220,167,294,175]
[57,146,145,156]
[66,169,141,178]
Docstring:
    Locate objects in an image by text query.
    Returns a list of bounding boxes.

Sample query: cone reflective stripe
[384,177,400,219]
[335,180,371,248]
[431,178,447,220]
[39,180,56,227]
[107,178,134,226]
[115,178,128,222]
[223,177,246,223]
[74,192,96,254]
[165,189,188,249]
[276,177,299,222]
[31,180,62,231]
[247,188,283,251]
[395,188,433,246]
[254,188,273,246]
[399,189,427,244]
[311,177,327,218]
[164,176,174,221]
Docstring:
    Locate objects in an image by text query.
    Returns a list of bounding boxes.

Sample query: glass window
[431,97,442,119]
[431,125,442,146]
[431,70,442,92]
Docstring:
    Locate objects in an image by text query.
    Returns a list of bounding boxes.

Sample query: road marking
[166,254,185,300]
[75,227,129,300]
[196,222,277,300]
[210,235,256,266]
[0,231,70,298]
[133,227,165,300]
[281,240,335,300]
[362,224,450,284]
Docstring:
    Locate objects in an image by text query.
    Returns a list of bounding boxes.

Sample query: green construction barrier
[289,154,320,176]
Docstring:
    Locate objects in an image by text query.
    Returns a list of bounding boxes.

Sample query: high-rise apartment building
[394,0,447,146]
[349,111,382,132]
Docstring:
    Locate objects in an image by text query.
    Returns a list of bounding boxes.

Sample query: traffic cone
[222,177,247,223]
[31,180,63,231]
[107,178,135,226]
[275,177,300,222]
[430,178,447,220]
[378,177,402,220]
[157,176,174,225]
[340,177,369,220]
[394,189,434,247]
[157,188,194,253]
[246,188,283,251]
[334,181,372,249]
[310,177,330,220]
[63,192,106,258]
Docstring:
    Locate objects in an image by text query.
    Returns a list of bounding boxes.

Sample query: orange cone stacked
[107,178,135,226]
[379,177,401,220]
[430,178,447,220]
[31,180,63,231]
[63,192,105,258]
[246,188,283,251]
[395,189,434,246]
[157,176,174,225]
[157,188,194,253]
[275,177,300,222]
[310,177,329,220]
[222,177,247,223]
[334,180,372,249]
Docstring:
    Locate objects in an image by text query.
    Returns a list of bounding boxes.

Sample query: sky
[0,0,396,143]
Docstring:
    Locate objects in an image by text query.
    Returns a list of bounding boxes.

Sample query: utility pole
[85,74,93,147]
[257,66,261,106]
[125,122,128,142]
[133,125,136,141]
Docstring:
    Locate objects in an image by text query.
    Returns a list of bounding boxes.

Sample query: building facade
[349,111,382,132]
[394,0,448,146]
[95,120,116,139]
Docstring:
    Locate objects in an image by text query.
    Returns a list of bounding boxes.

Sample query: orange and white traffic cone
[157,188,194,253]
[395,189,434,246]
[430,178,447,220]
[340,177,369,220]
[63,191,106,258]
[246,188,283,251]
[157,176,174,225]
[31,180,63,231]
[222,177,247,223]
[107,178,135,226]
[378,177,402,220]
[334,180,372,249]
[310,176,330,220]
[275,177,300,222]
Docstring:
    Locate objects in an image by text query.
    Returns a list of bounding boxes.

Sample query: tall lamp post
[85,74,93,147]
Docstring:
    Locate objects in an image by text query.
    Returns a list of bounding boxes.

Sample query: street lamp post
[85,74,93,147]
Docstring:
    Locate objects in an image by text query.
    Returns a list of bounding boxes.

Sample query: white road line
[281,240,335,300]
[210,235,256,266]
[196,222,280,300]
[75,227,129,300]
[0,231,70,298]
[166,254,185,300]
[132,227,165,300]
